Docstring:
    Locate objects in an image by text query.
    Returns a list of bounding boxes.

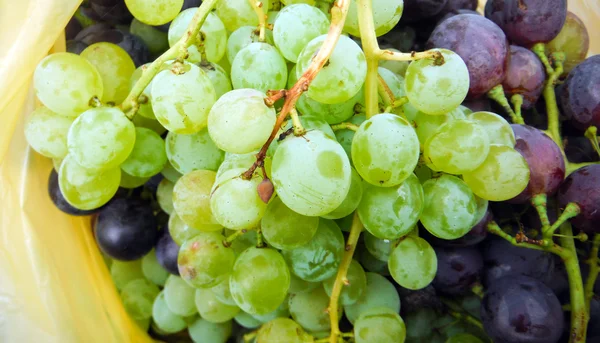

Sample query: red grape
[502,46,545,109]
[559,55,600,131]
[557,165,600,234]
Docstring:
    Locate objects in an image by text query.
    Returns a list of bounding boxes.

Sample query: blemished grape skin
[388,236,437,290]
[215,0,270,33]
[501,46,545,109]
[226,26,275,64]
[172,170,221,231]
[466,111,515,147]
[273,4,330,62]
[177,232,235,288]
[231,42,288,93]
[547,12,590,74]
[344,272,401,324]
[345,0,404,37]
[354,307,407,343]
[559,55,600,131]
[431,246,483,295]
[557,165,600,234]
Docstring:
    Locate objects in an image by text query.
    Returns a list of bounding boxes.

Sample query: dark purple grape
[557,165,600,234]
[437,9,480,24]
[75,24,151,66]
[589,296,600,338]
[559,55,600,131]
[66,40,89,55]
[65,17,83,40]
[481,275,564,343]
[484,0,567,47]
[396,284,442,315]
[502,46,545,109]
[156,228,180,275]
[547,12,590,74]
[509,124,565,204]
[462,98,492,113]
[144,173,164,194]
[565,136,597,164]
[427,14,510,98]
[432,246,483,295]
[89,0,133,25]
[438,0,477,14]
[94,198,159,261]
[402,0,449,23]
[47,170,100,216]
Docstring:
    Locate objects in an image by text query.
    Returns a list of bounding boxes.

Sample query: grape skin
[166,129,224,175]
[24,106,73,159]
[172,170,221,231]
[388,236,437,290]
[345,0,404,37]
[261,196,320,250]
[125,0,183,26]
[177,232,235,289]
[169,10,227,63]
[344,272,400,324]
[273,4,330,62]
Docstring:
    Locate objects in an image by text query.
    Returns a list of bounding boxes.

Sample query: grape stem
[377,74,396,111]
[511,94,524,123]
[543,202,581,238]
[532,194,551,238]
[330,122,359,132]
[248,0,267,42]
[584,234,600,313]
[289,108,306,136]
[222,229,248,247]
[486,84,525,124]
[264,89,287,107]
[440,297,484,330]
[584,126,600,157]
[256,226,265,248]
[377,49,444,63]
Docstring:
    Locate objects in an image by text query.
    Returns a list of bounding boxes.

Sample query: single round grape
[152,291,187,333]
[345,0,404,37]
[420,175,477,240]
[120,279,160,320]
[166,129,224,175]
[172,170,222,231]
[164,275,198,316]
[296,34,366,104]
[24,106,73,159]
[195,288,240,323]
[432,246,483,295]
[256,318,313,343]
[557,165,600,234]
[273,4,329,62]
[211,278,236,306]
[230,247,290,315]
[388,236,437,290]
[354,307,407,343]
[119,171,149,189]
[226,26,275,64]
[231,42,287,93]
[67,106,135,171]
[169,10,227,63]
[351,113,419,187]
[235,311,262,329]
[215,0,270,32]
[502,45,546,109]
[199,62,232,99]
[33,52,103,117]
[142,249,170,286]
[125,0,183,25]
[261,196,319,250]
[168,213,203,245]
[323,259,367,306]
[357,173,424,239]
[467,111,515,147]
[322,167,363,220]
[157,179,174,214]
[413,107,465,147]
[288,287,334,332]
[363,232,394,262]
[463,145,530,201]
[547,12,590,73]
[121,127,167,178]
[559,55,600,130]
[110,260,144,291]
[178,232,235,288]
[188,318,232,343]
[344,272,400,324]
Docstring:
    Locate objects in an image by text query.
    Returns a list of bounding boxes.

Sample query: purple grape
[156,228,180,275]
[432,246,483,295]
[462,98,492,113]
[502,46,545,109]
[66,40,89,55]
[481,275,564,343]
[427,14,510,98]
[65,17,83,40]
[557,165,600,234]
[484,0,567,47]
[437,9,480,24]
[88,0,133,25]
[559,55,600,131]
[75,24,151,66]
[402,0,449,23]
[47,170,100,216]
[396,284,442,315]
[565,136,598,164]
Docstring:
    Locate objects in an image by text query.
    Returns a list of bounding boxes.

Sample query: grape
[335,114,366,163]
[231,42,287,93]
[164,275,198,316]
[119,171,150,189]
[296,84,362,125]
[323,259,367,306]
[168,213,202,245]
[47,170,99,216]
[230,247,290,315]
[81,43,135,104]
[33,52,103,117]
[157,179,175,214]
[423,119,490,174]
[289,273,320,294]
[125,0,182,26]
[354,307,407,343]
[66,40,88,54]
[199,62,232,99]
[120,279,160,320]
[502,45,545,109]
[559,55,600,130]
[226,26,275,64]
[142,249,170,286]
[172,170,222,231]
[358,173,424,240]
[208,89,276,154]
[210,278,236,306]
[110,260,144,291]
[288,287,334,332]
[322,167,363,220]
[156,228,180,275]
[272,130,351,216]
[261,197,319,250]
[24,106,73,159]
[402,0,448,21]
[420,175,477,240]
[413,107,465,147]
[178,232,235,288]
[169,10,227,63]
[188,318,232,343]
[377,67,409,116]
[273,4,329,62]
[283,114,337,140]
[130,19,169,57]
[121,127,167,178]
[344,272,400,324]
[58,155,121,210]
[235,311,262,329]
[195,288,240,323]
[296,34,366,104]
[363,233,394,262]
[352,113,419,187]
[75,24,151,67]
[466,111,515,147]
[152,291,188,333]
[151,62,216,134]
[388,236,437,290]
[547,12,590,73]
[358,246,389,275]
[437,0,477,16]
[463,145,530,202]
[256,318,313,343]
[431,246,482,295]
[166,130,224,175]
[281,0,314,4]
[557,165,600,234]
[427,197,491,248]
[345,0,403,37]
[215,0,270,32]
[251,296,291,323]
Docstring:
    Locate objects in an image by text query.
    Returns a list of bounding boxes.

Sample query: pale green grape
[297,90,360,125]
[81,43,135,104]
[172,170,222,231]
[211,277,236,306]
[121,127,167,177]
[288,287,334,332]
[423,119,490,174]
[166,130,224,175]
[58,155,121,210]
[363,232,395,262]
[33,52,103,117]
[67,106,135,171]
[226,26,275,64]
[378,67,405,99]
[358,246,389,275]
[199,62,232,99]
[283,114,337,139]
[273,4,329,62]
[152,291,187,333]
[323,259,367,306]
[345,0,404,37]
[322,167,363,219]
[164,275,198,316]
[178,232,235,288]
[388,236,437,290]
[344,272,400,324]
[188,318,232,343]
[130,19,169,56]
[120,279,160,320]
[169,10,227,63]
[467,111,516,147]
[261,196,319,250]
[446,334,484,343]
[151,62,216,134]
[405,49,469,115]
[168,214,203,245]
[195,288,240,323]
[161,160,182,183]
[335,114,366,163]
[215,0,270,32]
[125,0,183,25]
[132,113,166,137]
[157,179,175,215]
[289,273,320,294]
[110,260,144,291]
[351,113,419,187]
[129,64,155,120]
[458,105,473,115]
[257,318,314,343]
[231,43,287,93]
[281,219,344,282]
[217,152,260,179]
[251,296,290,323]
[413,108,465,147]
[272,130,351,216]
[142,249,170,286]
[472,196,489,227]
[379,49,409,76]
[119,170,149,189]
[420,175,477,240]
[208,89,276,154]
[354,307,407,343]
[234,311,262,329]
[296,35,366,104]
[24,106,73,159]
[462,145,530,201]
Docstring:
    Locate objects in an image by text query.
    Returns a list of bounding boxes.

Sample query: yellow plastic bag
[0,1,597,342]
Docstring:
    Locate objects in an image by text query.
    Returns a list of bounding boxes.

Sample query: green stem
[256,226,265,248]
[544,202,581,237]
[289,108,306,136]
[356,0,380,119]
[223,229,248,247]
[532,194,551,238]
[247,0,267,42]
[331,122,359,132]
[471,282,484,299]
[585,234,600,313]
[487,84,524,124]
[377,74,396,110]
[74,7,95,28]
[486,221,549,252]
[532,43,554,75]
[511,94,524,124]
[584,126,600,157]
[533,43,564,149]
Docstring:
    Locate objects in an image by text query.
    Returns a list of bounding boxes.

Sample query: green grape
[125,0,183,25]
[188,318,233,343]
[152,291,188,334]
[157,179,175,215]
[462,145,530,201]
[446,333,484,343]
[172,170,222,231]
[546,12,590,73]
[178,232,235,288]
[215,0,270,32]
[283,114,337,139]
[119,170,149,189]
[120,279,160,320]
[110,260,144,291]
[413,108,465,147]
[388,236,437,290]
[423,119,490,174]
[322,167,363,219]
[351,113,419,187]
[467,111,516,147]
[297,90,360,125]
[261,197,319,250]
[420,175,477,240]
[281,219,344,282]
[169,10,227,63]
[151,62,216,134]
[256,318,313,343]
[58,155,121,210]
[344,272,400,324]
[230,247,290,315]
[24,106,73,159]
[164,275,199,316]
[132,112,166,137]
[323,259,367,306]
[345,0,404,37]
[235,311,262,329]
[289,272,320,294]
[272,130,351,216]
[379,49,409,76]
[363,232,394,262]
[217,152,260,179]
[161,160,182,183]
[231,42,287,93]
[357,173,423,239]
[251,295,290,323]
[226,26,275,64]
[297,34,366,104]
[208,89,276,154]
[405,49,469,115]
[130,19,169,56]
[354,307,407,343]
[142,249,170,286]
[288,287,334,332]
[168,213,211,245]
[81,42,135,104]
[166,129,224,175]
[210,277,236,306]
[199,62,232,99]
[358,246,389,275]
[121,127,167,177]
[230,230,257,256]
[195,288,240,323]
[33,52,103,117]
[335,114,366,163]
[273,4,329,62]
[378,67,405,99]
[458,105,473,115]
[472,196,489,227]
[129,64,155,120]
[67,106,135,171]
